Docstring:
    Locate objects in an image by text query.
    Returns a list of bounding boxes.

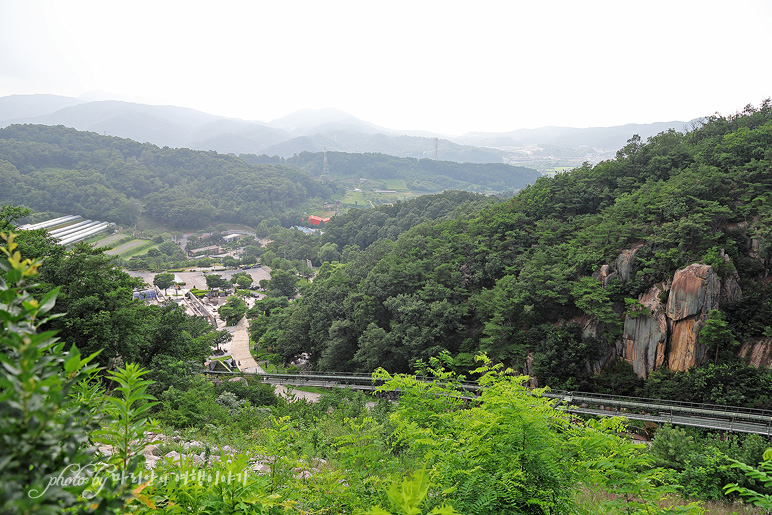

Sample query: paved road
[228,316,264,374]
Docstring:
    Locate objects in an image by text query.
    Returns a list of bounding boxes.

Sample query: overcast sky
[1,0,770,135]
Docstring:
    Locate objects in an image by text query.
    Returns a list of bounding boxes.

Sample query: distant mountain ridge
[0,94,690,166]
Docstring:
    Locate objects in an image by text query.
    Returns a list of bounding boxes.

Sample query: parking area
[127,266,272,291]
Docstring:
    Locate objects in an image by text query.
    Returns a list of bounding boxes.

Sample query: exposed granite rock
[738,339,772,368]
[668,318,709,371]
[665,264,718,372]
[719,250,743,305]
[666,264,719,321]
[615,243,644,282]
[591,248,749,378]
[621,284,668,378]
[522,352,537,388]
[750,238,762,260]
[592,264,618,288]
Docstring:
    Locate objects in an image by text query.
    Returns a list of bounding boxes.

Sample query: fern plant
[367,468,461,515]
[724,447,772,509]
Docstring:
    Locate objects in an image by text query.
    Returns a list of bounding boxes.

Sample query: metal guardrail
[203,369,772,434]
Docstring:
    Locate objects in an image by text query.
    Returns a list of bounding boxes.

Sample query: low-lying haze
[1,0,770,134]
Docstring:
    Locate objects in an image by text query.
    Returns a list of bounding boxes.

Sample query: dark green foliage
[0,124,342,228]
[152,271,174,293]
[650,426,771,501]
[218,295,247,325]
[8,232,220,399]
[263,268,299,299]
[590,358,643,396]
[643,362,772,408]
[530,325,601,390]
[204,273,230,290]
[286,151,540,192]
[258,101,772,403]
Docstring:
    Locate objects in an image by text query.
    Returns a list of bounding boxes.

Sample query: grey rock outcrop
[621,284,668,377]
[738,339,772,368]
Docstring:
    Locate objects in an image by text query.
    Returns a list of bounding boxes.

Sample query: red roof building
[307,215,331,226]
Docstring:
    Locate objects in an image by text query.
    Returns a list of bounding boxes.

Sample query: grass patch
[574,485,765,515]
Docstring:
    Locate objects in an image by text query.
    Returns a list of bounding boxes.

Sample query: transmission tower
[434,137,439,159]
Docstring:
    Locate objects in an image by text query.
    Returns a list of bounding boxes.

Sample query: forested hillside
[0,124,341,228]
[258,101,772,407]
[282,151,541,192]
[256,191,498,271]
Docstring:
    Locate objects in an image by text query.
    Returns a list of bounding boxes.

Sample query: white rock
[251,463,271,474]
[144,444,161,457]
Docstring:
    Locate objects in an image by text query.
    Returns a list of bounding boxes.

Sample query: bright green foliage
[724,448,772,509]
[126,453,289,514]
[92,363,160,475]
[0,233,104,513]
[371,354,711,514]
[156,380,229,428]
[0,205,30,232]
[376,354,570,514]
[367,469,461,515]
[699,309,739,364]
[573,418,704,514]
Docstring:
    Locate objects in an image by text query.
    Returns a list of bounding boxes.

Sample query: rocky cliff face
[621,284,668,377]
[738,339,772,368]
[611,250,737,378]
[665,264,719,372]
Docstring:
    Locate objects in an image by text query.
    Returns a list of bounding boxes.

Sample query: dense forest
[280,151,540,192]
[0,125,541,233]
[254,101,772,408]
[0,124,341,228]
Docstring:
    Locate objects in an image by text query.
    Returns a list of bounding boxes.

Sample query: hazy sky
[1,0,770,135]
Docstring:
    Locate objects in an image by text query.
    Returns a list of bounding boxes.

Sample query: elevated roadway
[203,370,772,435]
